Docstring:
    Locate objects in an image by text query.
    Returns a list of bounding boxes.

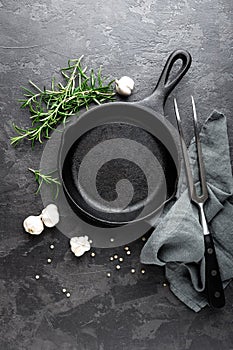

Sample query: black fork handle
[204,233,225,308]
[199,202,225,308]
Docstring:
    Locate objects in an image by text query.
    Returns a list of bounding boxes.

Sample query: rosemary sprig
[29,168,61,199]
[11,56,115,145]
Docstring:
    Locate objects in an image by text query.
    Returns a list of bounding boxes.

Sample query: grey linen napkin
[140,111,233,312]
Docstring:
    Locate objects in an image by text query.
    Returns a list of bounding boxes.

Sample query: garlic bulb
[41,204,59,228]
[115,76,134,96]
[70,236,91,257]
[23,215,44,235]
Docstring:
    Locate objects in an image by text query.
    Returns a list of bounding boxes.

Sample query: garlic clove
[116,84,132,96]
[70,236,91,257]
[115,76,135,96]
[41,204,59,228]
[23,215,44,235]
[71,245,86,257]
[118,76,134,90]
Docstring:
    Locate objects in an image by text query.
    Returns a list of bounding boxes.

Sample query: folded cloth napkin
[140,111,233,312]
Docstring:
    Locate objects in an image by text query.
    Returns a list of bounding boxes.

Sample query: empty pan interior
[62,122,178,225]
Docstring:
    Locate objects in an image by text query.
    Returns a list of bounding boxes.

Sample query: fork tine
[174,98,196,199]
[191,96,208,200]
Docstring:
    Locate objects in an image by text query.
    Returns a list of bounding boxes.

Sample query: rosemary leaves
[28,168,61,198]
[11,56,115,145]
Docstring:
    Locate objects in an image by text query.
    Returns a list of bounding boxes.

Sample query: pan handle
[139,49,192,114]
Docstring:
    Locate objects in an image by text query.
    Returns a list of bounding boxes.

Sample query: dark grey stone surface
[1,0,233,349]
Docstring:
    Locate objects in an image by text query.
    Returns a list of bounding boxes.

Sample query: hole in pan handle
[139,49,192,114]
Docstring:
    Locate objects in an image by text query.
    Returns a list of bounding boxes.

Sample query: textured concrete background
[1,0,233,349]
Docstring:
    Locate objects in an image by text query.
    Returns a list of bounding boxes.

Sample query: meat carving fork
[174,96,225,308]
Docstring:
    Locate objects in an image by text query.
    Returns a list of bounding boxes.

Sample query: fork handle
[198,203,225,308]
[204,233,225,308]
